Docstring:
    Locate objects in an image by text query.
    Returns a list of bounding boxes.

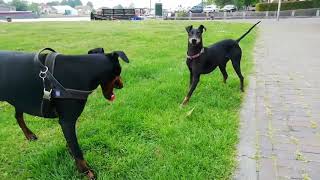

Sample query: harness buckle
[43,89,52,100]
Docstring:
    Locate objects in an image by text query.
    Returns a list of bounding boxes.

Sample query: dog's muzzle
[189,38,200,45]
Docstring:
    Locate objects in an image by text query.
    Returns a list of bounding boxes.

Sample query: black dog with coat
[0,48,129,179]
[182,21,261,105]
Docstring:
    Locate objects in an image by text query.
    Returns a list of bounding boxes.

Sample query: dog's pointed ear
[185,25,193,33]
[112,51,129,63]
[198,25,206,33]
[88,48,104,54]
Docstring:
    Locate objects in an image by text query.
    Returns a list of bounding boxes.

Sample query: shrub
[314,0,320,7]
[256,0,319,11]
[176,10,189,17]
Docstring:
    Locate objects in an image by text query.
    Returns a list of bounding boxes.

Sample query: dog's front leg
[187,61,193,87]
[59,119,95,180]
[189,71,193,88]
[182,74,200,106]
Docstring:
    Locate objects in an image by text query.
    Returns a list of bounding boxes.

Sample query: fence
[0,11,39,20]
[165,8,320,20]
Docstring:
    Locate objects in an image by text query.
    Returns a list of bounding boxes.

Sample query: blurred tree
[128,3,135,8]
[313,0,320,7]
[60,0,68,5]
[205,0,257,8]
[28,2,40,13]
[61,0,82,7]
[10,0,28,11]
[215,0,233,7]
[47,1,60,6]
[73,0,82,7]
[86,1,93,8]
[113,4,124,9]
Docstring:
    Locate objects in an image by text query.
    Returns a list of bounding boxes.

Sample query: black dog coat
[0,49,92,118]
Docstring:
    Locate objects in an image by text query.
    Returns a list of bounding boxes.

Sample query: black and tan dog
[182,21,261,105]
[0,47,129,179]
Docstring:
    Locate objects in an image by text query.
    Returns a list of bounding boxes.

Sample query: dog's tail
[236,21,261,43]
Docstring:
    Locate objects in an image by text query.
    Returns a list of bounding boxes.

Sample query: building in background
[0,4,36,20]
[75,5,92,15]
[52,5,78,15]
[0,4,16,11]
[39,4,57,14]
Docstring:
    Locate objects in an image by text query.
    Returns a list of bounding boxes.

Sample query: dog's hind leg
[231,58,244,92]
[219,63,228,84]
[15,109,38,141]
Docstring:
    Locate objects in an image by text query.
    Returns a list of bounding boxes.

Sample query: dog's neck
[187,42,203,56]
[53,54,114,91]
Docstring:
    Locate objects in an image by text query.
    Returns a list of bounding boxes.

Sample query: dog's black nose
[192,39,197,44]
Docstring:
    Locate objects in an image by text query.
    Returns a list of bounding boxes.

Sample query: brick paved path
[235,19,320,180]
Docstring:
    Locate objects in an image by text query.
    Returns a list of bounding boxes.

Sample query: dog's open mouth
[109,91,115,101]
[103,90,115,102]
[101,84,116,102]
[102,76,123,102]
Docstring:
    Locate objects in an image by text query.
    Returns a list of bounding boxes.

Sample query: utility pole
[276,0,281,21]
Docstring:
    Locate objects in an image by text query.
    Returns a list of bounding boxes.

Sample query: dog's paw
[85,170,96,180]
[26,134,38,141]
[181,97,190,107]
[179,103,185,108]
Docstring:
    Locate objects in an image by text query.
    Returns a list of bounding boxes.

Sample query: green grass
[0,20,257,179]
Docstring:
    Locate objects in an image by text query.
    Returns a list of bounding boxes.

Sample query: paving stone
[258,158,277,180]
[260,135,273,150]
[289,130,317,139]
[287,121,311,128]
[273,149,296,160]
[277,166,302,179]
[273,143,298,151]
[298,137,320,147]
[277,159,307,172]
[273,135,292,145]
[305,161,320,179]
[288,115,310,122]
[302,152,320,162]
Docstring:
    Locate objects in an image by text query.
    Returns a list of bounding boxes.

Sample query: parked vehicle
[6,16,12,22]
[203,4,219,13]
[221,5,237,12]
[247,5,256,11]
[190,5,203,13]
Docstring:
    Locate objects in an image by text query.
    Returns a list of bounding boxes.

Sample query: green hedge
[256,1,319,11]
[314,0,320,7]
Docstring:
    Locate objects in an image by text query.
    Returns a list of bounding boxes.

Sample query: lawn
[0,20,257,179]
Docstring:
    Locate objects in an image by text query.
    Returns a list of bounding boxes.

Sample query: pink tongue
[109,94,116,101]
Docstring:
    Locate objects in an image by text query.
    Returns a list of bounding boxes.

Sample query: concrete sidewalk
[235,18,320,180]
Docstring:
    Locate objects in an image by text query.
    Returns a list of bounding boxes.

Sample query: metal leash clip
[39,66,48,80]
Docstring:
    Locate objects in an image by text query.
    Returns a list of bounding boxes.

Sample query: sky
[14,0,203,9]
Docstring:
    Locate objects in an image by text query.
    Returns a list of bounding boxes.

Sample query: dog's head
[185,25,206,46]
[88,48,129,101]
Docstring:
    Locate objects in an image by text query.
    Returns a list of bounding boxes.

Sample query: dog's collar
[187,48,204,60]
